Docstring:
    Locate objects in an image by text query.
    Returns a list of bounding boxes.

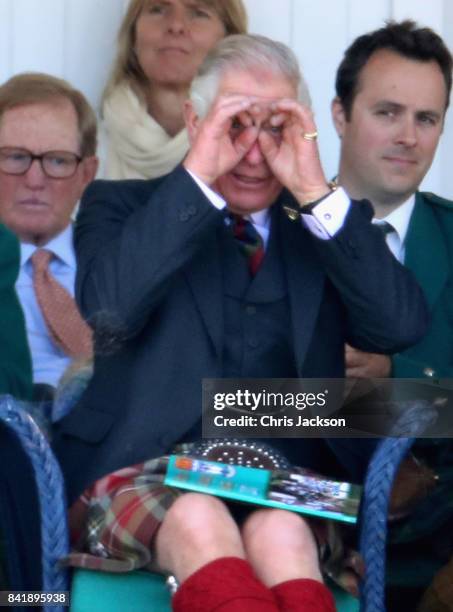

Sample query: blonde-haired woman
[102,0,247,179]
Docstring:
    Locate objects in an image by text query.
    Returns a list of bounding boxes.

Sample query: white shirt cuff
[186,168,351,239]
[301,187,351,240]
[186,169,226,210]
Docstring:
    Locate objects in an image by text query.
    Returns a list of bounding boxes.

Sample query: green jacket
[0,223,32,400]
[392,191,453,378]
[387,192,453,592]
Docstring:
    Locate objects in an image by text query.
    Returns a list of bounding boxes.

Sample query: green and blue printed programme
[165,454,361,524]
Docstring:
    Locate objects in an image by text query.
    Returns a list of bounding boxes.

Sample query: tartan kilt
[60,453,362,598]
[62,456,182,572]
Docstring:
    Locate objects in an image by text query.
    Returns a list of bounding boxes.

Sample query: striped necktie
[228,214,265,275]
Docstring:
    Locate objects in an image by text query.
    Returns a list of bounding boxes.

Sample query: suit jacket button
[180,211,189,222]
[188,205,197,216]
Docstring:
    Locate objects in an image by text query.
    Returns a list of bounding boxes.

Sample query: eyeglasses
[0,147,82,179]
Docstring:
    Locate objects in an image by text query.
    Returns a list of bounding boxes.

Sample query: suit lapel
[184,226,224,358]
[404,193,448,310]
[275,197,325,373]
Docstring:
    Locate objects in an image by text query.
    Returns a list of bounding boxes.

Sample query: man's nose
[24,159,46,188]
[395,116,418,147]
[243,140,265,165]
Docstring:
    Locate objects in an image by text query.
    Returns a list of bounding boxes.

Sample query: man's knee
[158,492,239,554]
[165,493,231,531]
[242,509,322,585]
[155,493,244,580]
[242,508,318,557]
[242,508,306,542]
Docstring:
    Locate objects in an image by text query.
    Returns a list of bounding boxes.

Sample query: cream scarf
[102,83,190,180]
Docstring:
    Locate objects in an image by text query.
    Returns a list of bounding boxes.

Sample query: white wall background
[1,0,452,197]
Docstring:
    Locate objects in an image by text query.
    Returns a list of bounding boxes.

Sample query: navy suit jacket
[53,166,428,504]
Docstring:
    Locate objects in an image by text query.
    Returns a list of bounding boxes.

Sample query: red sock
[173,556,278,612]
[271,578,336,612]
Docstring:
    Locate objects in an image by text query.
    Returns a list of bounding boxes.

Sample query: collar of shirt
[224,208,271,248]
[186,168,272,247]
[373,194,415,263]
[20,224,76,271]
[248,209,271,248]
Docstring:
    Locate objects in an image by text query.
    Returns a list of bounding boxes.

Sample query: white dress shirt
[372,195,415,264]
[187,169,351,242]
[16,225,76,387]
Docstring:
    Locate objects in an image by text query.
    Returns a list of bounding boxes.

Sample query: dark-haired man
[332,20,453,610]
[333,19,453,380]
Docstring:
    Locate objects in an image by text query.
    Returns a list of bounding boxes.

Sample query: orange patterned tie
[31,249,93,358]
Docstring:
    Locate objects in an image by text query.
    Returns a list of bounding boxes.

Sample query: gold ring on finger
[302,131,318,141]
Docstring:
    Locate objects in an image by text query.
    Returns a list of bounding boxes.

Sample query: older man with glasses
[0,73,98,401]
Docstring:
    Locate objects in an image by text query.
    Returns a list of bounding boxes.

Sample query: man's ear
[183,100,200,144]
[80,156,99,190]
[331,97,347,138]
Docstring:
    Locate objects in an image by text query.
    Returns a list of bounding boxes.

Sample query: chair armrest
[0,395,69,610]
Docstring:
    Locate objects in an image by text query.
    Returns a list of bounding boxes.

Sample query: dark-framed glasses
[0,147,82,179]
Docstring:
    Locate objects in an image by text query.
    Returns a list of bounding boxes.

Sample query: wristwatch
[299,179,338,211]
[283,180,338,221]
